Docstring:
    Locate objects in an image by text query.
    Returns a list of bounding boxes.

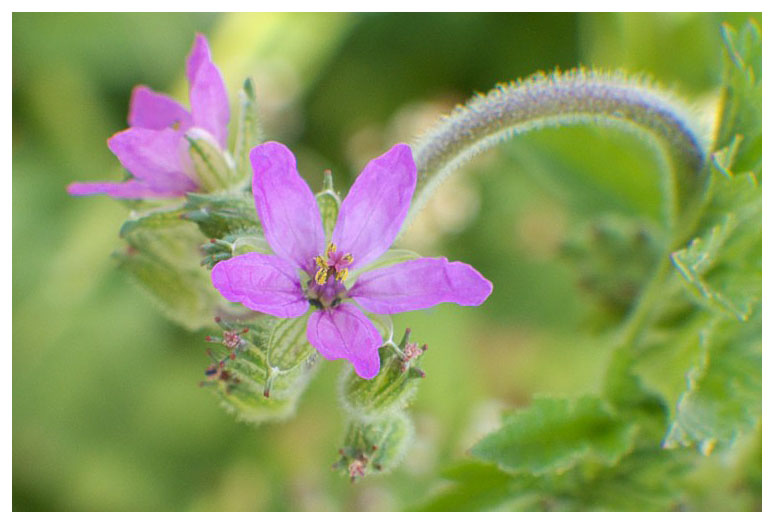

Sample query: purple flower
[67,34,230,199]
[211,142,493,379]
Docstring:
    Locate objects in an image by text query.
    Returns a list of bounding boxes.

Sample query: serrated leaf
[233,78,264,185]
[663,309,761,452]
[411,462,522,511]
[471,397,635,474]
[671,205,761,321]
[714,21,761,175]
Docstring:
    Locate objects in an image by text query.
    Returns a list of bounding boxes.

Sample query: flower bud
[333,413,413,481]
[339,328,426,417]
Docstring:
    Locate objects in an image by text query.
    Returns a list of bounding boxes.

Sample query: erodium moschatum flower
[211,142,493,379]
[67,34,229,199]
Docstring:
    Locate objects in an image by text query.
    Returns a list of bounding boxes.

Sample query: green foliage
[561,215,660,315]
[663,309,761,452]
[471,397,636,474]
[14,13,761,511]
[412,18,760,511]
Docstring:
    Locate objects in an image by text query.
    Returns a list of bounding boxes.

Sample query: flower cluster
[67,34,229,198]
[67,33,493,381]
[211,142,492,378]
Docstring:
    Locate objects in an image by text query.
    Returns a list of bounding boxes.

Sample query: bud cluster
[333,328,425,481]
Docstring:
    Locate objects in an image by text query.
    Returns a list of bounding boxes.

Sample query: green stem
[407,69,709,240]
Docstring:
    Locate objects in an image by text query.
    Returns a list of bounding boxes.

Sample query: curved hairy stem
[407,69,710,244]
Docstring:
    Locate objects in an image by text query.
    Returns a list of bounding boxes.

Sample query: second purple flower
[211,142,493,379]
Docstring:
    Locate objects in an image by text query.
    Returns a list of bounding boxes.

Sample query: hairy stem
[408,69,709,242]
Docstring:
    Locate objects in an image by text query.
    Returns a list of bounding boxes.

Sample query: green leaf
[663,309,761,453]
[671,201,761,321]
[412,463,523,511]
[471,397,636,474]
[714,20,761,173]
[233,78,264,185]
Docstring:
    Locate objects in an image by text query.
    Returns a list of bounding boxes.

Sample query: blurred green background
[13,12,759,511]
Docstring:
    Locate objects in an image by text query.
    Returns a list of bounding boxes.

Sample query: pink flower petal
[66,180,180,199]
[332,144,416,269]
[349,257,493,314]
[186,34,229,148]
[211,253,309,318]
[128,85,192,131]
[306,303,382,379]
[186,33,211,84]
[107,127,198,194]
[250,142,325,273]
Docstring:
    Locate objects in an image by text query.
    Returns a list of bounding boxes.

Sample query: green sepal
[185,132,238,192]
[339,347,423,417]
[115,222,222,330]
[200,233,271,269]
[118,205,186,238]
[233,78,264,184]
[315,170,340,238]
[339,330,425,417]
[182,192,261,239]
[333,412,413,481]
[203,315,319,424]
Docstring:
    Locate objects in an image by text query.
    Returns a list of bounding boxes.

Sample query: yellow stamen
[341,254,354,264]
[315,266,329,285]
[336,268,349,282]
[326,242,337,257]
[315,255,328,269]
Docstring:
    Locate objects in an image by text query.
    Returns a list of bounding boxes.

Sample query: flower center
[314,242,354,285]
